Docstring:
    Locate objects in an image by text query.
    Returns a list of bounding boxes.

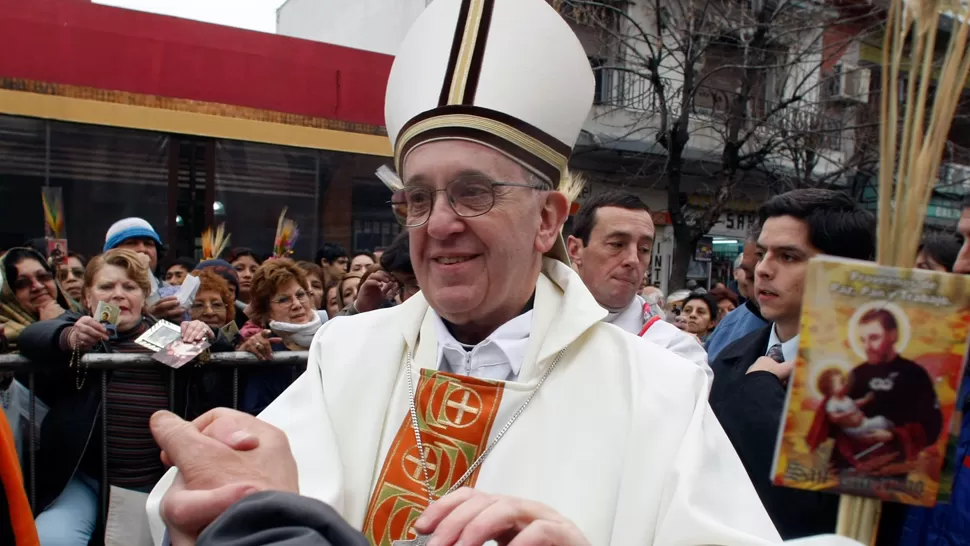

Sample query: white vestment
[604,294,712,385]
[148,259,857,546]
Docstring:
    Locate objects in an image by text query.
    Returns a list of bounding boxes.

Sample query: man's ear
[566,234,584,267]
[535,191,569,254]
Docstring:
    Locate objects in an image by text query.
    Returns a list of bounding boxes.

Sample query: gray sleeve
[197,491,370,546]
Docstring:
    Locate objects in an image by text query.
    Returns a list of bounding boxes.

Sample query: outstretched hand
[151,408,298,546]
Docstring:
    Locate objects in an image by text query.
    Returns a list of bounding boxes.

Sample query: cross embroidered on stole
[362,369,506,546]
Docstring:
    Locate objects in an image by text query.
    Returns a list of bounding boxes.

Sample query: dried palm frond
[273,208,299,259]
[42,191,63,239]
[844,0,970,542]
[201,223,231,260]
[877,0,970,267]
[558,170,587,206]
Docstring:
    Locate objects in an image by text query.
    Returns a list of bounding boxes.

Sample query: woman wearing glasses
[236,259,322,414]
[56,252,87,303]
[188,269,236,333]
[0,247,80,354]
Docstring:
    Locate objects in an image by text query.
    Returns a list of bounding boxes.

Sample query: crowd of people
[0,217,420,544]
[2,184,966,545]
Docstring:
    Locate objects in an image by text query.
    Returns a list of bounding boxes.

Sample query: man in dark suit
[709,188,876,539]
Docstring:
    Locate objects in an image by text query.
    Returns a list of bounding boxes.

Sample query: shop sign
[709,211,758,238]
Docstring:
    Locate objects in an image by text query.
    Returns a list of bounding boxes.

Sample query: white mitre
[384,0,594,262]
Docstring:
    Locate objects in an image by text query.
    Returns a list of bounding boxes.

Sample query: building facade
[0,0,399,261]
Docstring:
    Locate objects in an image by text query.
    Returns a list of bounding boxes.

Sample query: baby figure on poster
[820,369,894,438]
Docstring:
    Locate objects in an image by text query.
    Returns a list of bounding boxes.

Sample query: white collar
[767,323,800,362]
[603,295,645,335]
[431,307,534,381]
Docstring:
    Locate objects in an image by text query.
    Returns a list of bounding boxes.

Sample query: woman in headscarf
[236,259,324,415]
[0,247,80,354]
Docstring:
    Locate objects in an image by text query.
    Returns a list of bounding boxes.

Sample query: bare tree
[552,0,883,289]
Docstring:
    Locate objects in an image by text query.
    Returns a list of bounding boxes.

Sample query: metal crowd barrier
[0,351,309,512]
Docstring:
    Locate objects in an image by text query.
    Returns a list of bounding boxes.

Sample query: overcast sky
[94,0,287,33]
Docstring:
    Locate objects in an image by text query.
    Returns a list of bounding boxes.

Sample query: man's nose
[425,192,464,239]
[755,257,773,279]
[620,244,639,266]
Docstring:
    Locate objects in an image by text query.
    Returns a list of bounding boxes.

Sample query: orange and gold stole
[362,369,506,546]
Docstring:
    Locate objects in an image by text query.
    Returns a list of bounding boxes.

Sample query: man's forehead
[757,216,814,251]
[402,140,530,185]
[594,206,655,237]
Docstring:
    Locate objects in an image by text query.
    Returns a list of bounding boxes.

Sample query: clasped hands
[151,408,589,546]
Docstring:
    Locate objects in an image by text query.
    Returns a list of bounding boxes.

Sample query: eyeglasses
[271,290,310,307]
[389,175,544,228]
[190,301,227,312]
[58,268,85,281]
[13,272,54,291]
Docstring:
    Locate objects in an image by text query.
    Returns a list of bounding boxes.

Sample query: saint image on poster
[805,304,942,475]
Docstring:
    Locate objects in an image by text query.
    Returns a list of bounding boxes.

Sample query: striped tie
[766,343,785,363]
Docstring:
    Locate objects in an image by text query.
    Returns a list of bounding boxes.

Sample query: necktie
[766,343,785,363]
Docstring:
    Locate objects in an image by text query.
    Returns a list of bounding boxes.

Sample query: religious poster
[694,237,714,262]
[42,187,68,265]
[770,256,970,507]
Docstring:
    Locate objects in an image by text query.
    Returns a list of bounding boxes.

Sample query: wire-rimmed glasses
[389,175,543,227]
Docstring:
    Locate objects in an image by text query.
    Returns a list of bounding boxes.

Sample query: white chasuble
[147,259,857,546]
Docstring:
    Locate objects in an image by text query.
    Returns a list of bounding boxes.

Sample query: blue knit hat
[104,217,163,252]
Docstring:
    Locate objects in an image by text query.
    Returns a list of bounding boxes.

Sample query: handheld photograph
[152,339,209,369]
[134,320,182,353]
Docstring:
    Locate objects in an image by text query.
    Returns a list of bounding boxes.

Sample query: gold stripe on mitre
[394,113,569,183]
[447,0,488,104]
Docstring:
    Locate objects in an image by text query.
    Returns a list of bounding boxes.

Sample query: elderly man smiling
[146,0,863,544]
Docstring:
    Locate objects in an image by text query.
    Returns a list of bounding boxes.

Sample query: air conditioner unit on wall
[830,62,871,104]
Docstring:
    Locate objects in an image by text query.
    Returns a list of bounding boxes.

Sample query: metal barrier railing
[0,351,309,514]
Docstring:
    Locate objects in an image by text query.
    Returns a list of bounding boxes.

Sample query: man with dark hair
[314,243,349,280]
[709,188,876,539]
[567,190,709,375]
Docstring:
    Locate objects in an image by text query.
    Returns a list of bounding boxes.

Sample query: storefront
[0,0,395,260]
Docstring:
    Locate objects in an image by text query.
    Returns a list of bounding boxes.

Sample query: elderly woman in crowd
[56,251,87,303]
[236,259,323,415]
[188,269,236,333]
[17,249,233,545]
[0,247,79,354]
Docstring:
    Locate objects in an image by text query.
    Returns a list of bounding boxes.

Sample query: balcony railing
[595,68,844,150]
